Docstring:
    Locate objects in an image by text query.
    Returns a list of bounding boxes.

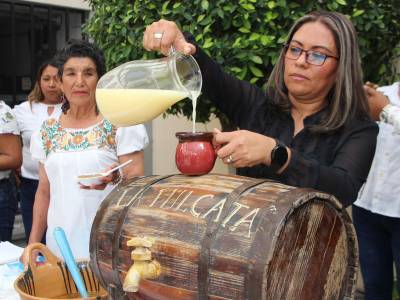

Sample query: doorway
[0,1,88,107]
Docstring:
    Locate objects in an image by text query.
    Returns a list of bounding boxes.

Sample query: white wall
[22,0,90,10]
[151,114,231,176]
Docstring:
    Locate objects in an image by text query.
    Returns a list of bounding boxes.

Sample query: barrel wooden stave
[90,174,357,300]
[265,201,343,299]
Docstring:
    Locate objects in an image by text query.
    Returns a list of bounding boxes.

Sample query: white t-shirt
[355,82,400,217]
[0,101,20,180]
[30,117,148,259]
[13,101,62,180]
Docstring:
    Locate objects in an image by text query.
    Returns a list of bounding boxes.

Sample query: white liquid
[96,88,188,126]
[190,91,201,133]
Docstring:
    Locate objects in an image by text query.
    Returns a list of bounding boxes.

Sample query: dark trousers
[0,177,17,241]
[353,205,400,300]
[19,177,39,241]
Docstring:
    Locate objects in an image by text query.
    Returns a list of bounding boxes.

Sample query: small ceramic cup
[175,132,216,176]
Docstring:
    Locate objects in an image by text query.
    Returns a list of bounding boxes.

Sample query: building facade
[0,0,89,106]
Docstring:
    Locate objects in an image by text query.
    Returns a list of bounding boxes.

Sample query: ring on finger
[154,32,163,39]
[226,154,234,164]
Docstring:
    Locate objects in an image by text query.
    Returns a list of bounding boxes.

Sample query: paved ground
[13,213,400,300]
[11,213,27,247]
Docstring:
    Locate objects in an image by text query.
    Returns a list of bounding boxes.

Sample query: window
[0,1,88,106]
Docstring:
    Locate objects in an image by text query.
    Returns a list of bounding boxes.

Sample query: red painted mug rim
[175,131,213,142]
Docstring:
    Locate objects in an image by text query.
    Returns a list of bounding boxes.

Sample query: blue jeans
[19,177,39,242]
[353,205,400,300]
[0,177,17,241]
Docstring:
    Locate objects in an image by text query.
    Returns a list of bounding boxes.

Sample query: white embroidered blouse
[30,118,148,259]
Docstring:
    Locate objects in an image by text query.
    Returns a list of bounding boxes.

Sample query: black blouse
[190,36,378,207]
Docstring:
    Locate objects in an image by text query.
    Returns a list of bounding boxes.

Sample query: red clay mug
[175,132,216,176]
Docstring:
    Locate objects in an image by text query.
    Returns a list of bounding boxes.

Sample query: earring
[61,94,70,114]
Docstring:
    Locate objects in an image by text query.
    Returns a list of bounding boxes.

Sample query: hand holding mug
[213,128,276,168]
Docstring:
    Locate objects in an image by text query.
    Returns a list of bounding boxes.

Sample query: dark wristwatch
[270,139,288,173]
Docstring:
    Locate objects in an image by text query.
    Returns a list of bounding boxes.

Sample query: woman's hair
[266,11,369,132]
[55,39,105,114]
[27,59,59,104]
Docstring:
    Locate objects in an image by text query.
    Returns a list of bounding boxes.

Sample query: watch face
[274,145,288,167]
[271,144,288,171]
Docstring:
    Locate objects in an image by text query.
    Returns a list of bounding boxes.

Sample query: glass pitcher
[96,51,202,127]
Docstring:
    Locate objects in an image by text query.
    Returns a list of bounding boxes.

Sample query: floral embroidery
[4,111,14,121]
[0,101,19,135]
[1,112,14,124]
[72,135,84,145]
[47,119,57,126]
[107,135,115,145]
[40,119,117,157]
[0,102,15,124]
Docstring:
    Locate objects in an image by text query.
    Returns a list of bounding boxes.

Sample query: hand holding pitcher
[143,20,196,56]
[96,20,202,127]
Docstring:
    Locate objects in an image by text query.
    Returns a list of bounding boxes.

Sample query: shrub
[84,0,400,124]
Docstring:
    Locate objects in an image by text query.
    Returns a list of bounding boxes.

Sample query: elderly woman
[26,40,148,260]
[14,59,62,241]
[144,11,378,207]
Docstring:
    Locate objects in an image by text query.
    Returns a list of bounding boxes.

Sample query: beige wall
[151,114,231,176]
[22,0,90,10]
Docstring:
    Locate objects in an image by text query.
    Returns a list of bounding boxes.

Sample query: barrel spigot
[123,237,161,293]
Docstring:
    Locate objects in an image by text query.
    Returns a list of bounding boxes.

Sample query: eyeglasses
[284,44,338,66]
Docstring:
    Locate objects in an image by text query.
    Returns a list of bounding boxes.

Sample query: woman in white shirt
[14,59,62,242]
[354,82,400,299]
[24,40,148,261]
[0,101,22,241]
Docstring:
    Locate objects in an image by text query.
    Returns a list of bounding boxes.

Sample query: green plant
[84,0,400,125]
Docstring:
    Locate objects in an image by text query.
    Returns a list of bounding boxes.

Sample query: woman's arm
[143,20,267,130]
[365,85,389,121]
[187,34,267,130]
[119,150,145,179]
[379,104,400,132]
[84,151,144,190]
[28,163,50,244]
[364,83,400,131]
[0,133,22,170]
[0,134,22,170]
[21,163,50,267]
[282,123,378,207]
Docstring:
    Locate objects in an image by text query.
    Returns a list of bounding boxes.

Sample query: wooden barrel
[89,174,358,300]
